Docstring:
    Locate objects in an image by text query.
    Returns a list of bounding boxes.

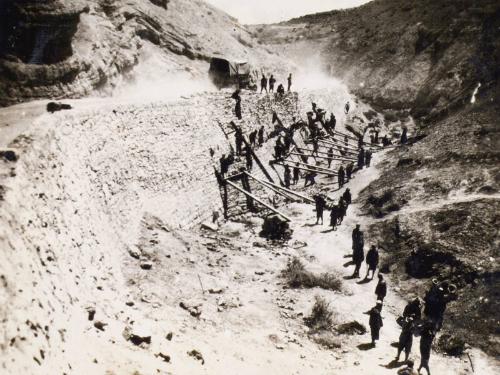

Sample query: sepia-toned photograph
[0,0,498,374]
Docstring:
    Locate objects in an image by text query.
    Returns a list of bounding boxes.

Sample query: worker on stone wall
[231,90,242,120]
[261,74,268,93]
[269,74,276,92]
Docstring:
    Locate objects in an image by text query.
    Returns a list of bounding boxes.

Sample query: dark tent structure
[209,57,255,90]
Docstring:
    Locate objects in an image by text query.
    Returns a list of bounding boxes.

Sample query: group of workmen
[260,73,293,95]
[222,81,460,375]
[348,222,457,375]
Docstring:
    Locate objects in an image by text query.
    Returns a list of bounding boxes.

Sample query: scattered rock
[260,215,293,241]
[208,288,223,294]
[155,352,171,363]
[86,307,96,321]
[187,349,204,365]
[179,301,202,318]
[93,321,107,331]
[46,102,72,113]
[140,262,153,270]
[123,326,152,347]
[336,321,367,335]
[201,221,218,231]
[0,149,18,162]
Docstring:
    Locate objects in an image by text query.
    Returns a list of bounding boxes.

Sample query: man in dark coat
[368,303,383,346]
[365,149,372,167]
[231,90,242,120]
[327,147,334,168]
[357,148,365,169]
[234,128,243,156]
[284,165,291,188]
[337,197,347,224]
[330,205,339,230]
[365,245,379,280]
[287,73,292,91]
[292,163,300,185]
[375,274,387,302]
[269,74,276,92]
[343,188,352,206]
[396,316,415,362]
[314,194,327,225]
[401,127,408,144]
[403,298,422,320]
[352,224,364,277]
[418,323,435,375]
[338,166,345,187]
[260,74,268,93]
[245,146,253,171]
[258,125,265,146]
[346,163,353,180]
[249,130,257,147]
[304,171,317,187]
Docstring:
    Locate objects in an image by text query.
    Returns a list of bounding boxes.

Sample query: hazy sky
[204,0,371,24]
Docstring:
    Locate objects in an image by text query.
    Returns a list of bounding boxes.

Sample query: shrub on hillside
[282,257,342,292]
[304,296,335,331]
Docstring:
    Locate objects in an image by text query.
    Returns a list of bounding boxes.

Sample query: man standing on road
[287,73,292,92]
[365,245,379,280]
[314,194,327,225]
[375,274,387,303]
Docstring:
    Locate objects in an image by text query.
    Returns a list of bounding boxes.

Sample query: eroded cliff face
[252,0,500,120]
[0,0,284,106]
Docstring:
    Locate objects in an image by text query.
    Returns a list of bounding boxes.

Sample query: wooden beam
[297,146,357,158]
[275,162,337,177]
[245,172,315,204]
[289,152,355,162]
[317,138,359,153]
[245,172,300,202]
[226,180,292,222]
[282,160,338,174]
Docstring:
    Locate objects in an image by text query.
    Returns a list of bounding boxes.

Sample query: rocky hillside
[252,0,500,120]
[252,0,500,357]
[0,0,283,106]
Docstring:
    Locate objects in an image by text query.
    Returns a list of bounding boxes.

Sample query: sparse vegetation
[304,295,335,331]
[336,321,367,335]
[282,257,342,291]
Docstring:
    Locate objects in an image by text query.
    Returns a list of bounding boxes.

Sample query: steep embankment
[252,0,500,357]
[0,91,306,374]
[0,0,284,106]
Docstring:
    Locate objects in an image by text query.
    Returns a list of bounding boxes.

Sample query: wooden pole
[274,162,337,177]
[245,172,315,204]
[244,172,299,202]
[289,152,355,162]
[296,146,357,158]
[317,138,360,153]
[281,160,338,174]
[226,180,292,222]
